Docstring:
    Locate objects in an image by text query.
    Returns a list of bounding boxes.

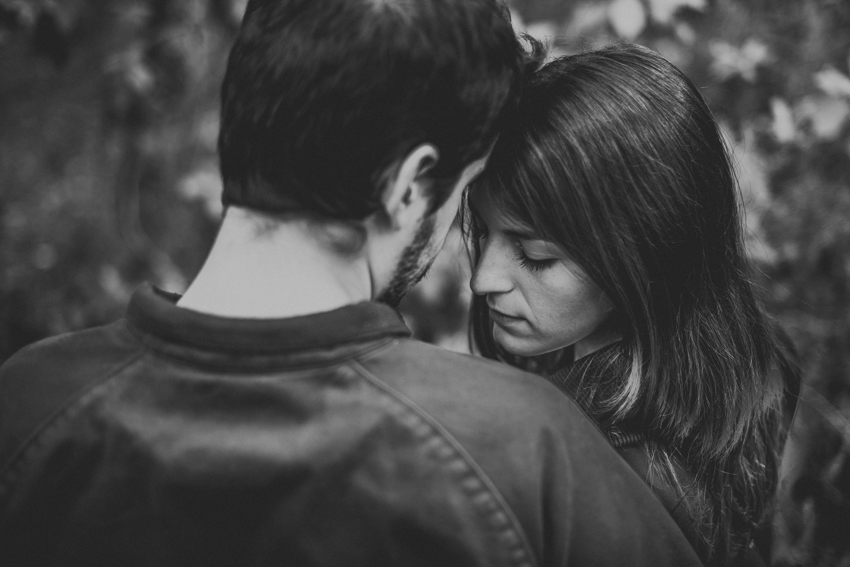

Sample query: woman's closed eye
[515,240,559,272]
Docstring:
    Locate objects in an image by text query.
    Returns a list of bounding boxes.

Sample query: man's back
[2,1,706,564]
[0,286,701,566]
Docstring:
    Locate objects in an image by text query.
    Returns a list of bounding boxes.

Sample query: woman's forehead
[469,186,578,264]
[469,188,539,235]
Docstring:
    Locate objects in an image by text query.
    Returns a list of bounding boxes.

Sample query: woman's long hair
[466,44,794,564]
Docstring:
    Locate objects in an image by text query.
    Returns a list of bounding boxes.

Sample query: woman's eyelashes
[515,242,557,272]
[471,210,556,272]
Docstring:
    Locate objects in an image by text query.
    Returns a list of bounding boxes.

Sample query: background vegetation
[1,0,848,564]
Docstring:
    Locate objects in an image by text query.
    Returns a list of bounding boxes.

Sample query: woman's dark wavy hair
[466,44,795,564]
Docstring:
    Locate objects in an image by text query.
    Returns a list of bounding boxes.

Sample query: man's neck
[177,208,373,319]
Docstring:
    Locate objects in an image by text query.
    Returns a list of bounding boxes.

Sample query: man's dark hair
[219,0,528,219]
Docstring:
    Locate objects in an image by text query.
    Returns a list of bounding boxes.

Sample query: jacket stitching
[350,359,538,567]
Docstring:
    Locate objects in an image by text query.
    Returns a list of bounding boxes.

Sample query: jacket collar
[126,283,411,358]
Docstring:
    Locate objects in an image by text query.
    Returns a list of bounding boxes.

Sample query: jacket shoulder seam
[0,349,146,498]
[350,359,538,567]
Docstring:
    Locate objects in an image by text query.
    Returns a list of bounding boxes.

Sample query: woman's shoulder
[616,441,715,564]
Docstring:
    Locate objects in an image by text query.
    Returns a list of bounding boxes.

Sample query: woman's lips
[488,307,524,326]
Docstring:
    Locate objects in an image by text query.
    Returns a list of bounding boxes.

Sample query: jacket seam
[350,359,538,567]
[0,350,146,501]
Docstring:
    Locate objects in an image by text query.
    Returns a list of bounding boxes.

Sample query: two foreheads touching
[215,0,539,248]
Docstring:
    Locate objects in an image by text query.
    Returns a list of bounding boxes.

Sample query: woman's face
[468,188,613,357]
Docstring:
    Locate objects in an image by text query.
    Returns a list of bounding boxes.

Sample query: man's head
[219,0,525,217]
[217,0,528,303]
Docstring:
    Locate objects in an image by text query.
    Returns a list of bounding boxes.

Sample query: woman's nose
[470,241,513,296]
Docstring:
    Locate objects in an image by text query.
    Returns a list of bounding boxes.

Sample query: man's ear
[381,144,439,230]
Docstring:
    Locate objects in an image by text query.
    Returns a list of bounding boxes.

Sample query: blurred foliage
[0,0,849,564]
[0,0,241,357]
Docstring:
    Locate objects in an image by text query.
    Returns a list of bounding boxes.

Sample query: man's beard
[376,215,437,308]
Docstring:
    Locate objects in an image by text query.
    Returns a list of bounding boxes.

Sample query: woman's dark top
[546,342,792,567]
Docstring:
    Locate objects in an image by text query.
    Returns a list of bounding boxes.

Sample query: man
[0,0,701,565]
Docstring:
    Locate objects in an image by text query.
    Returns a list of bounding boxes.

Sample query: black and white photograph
[1,0,848,565]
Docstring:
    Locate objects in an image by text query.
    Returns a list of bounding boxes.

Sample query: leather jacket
[0,285,702,566]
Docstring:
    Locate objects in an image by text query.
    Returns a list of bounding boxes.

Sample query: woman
[466,44,798,566]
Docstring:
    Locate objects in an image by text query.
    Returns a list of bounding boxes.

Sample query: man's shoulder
[0,320,142,466]
[363,337,537,385]
[359,337,590,428]
[357,338,704,566]
[355,337,611,488]
[0,320,141,389]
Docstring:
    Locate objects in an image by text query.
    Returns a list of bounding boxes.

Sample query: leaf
[647,0,706,25]
[741,39,769,66]
[674,22,697,45]
[608,0,646,41]
[708,39,770,82]
[179,165,224,220]
[0,0,85,32]
[795,95,850,142]
[771,97,796,143]
[814,67,850,99]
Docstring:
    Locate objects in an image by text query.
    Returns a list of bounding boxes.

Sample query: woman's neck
[574,319,621,361]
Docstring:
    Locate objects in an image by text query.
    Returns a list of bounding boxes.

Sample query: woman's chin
[493,328,544,358]
[493,328,571,359]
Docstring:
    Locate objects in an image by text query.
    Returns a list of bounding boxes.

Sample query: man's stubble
[376,214,438,308]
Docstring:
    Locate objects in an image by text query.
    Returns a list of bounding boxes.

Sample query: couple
[0,0,794,565]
